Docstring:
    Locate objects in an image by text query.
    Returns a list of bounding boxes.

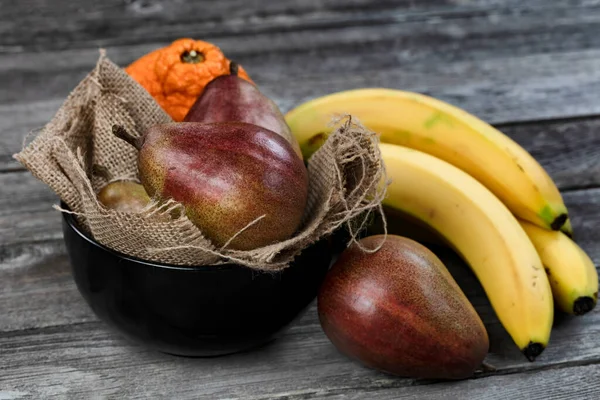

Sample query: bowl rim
[62,203,241,272]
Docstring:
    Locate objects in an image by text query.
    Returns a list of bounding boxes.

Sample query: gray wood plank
[3,3,600,106]
[2,169,599,253]
[2,1,600,397]
[326,364,600,400]
[502,118,600,191]
[0,171,61,245]
[1,169,599,394]
[0,307,599,399]
[5,107,600,191]
[1,174,599,330]
[0,170,58,217]
[1,0,595,52]
[0,243,95,334]
[3,2,600,172]
[0,101,61,172]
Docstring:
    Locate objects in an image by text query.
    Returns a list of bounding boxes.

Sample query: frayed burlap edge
[14,51,387,271]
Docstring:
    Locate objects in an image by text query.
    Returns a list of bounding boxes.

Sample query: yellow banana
[519,220,598,315]
[285,88,569,232]
[380,143,553,361]
[561,218,574,237]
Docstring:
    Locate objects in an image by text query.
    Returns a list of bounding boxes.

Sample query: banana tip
[550,213,568,231]
[522,342,545,362]
[573,296,597,316]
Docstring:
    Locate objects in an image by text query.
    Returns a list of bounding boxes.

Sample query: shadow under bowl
[62,208,335,357]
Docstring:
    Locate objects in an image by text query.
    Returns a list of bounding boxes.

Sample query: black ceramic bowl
[62,207,334,357]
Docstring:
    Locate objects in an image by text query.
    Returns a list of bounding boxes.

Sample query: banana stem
[112,125,142,151]
[550,213,568,231]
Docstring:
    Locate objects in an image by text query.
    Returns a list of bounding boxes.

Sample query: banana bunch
[285,89,598,361]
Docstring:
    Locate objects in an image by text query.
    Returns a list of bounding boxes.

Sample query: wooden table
[1,1,599,398]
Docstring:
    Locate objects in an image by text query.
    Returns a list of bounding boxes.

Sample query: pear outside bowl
[61,204,334,357]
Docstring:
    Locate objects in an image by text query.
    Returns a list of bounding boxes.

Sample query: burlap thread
[14,51,387,271]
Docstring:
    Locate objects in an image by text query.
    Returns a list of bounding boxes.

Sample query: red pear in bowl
[93,164,152,214]
[318,235,489,379]
[98,180,151,213]
[113,122,308,250]
[183,62,302,159]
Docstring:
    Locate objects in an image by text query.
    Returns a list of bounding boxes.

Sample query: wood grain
[501,118,600,191]
[332,364,600,400]
[0,167,599,399]
[3,4,600,106]
[0,304,598,399]
[3,0,600,173]
[5,109,600,192]
[1,173,599,328]
[2,0,597,52]
[2,0,600,397]
[2,171,599,256]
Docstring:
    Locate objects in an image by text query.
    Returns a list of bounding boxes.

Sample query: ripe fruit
[380,143,553,361]
[285,88,570,234]
[113,122,308,250]
[93,164,151,213]
[125,38,253,122]
[318,235,489,379]
[184,62,302,159]
[519,220,598,316]
[97,181,151,213]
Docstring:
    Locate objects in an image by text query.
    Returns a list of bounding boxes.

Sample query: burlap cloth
[14,51,387,271]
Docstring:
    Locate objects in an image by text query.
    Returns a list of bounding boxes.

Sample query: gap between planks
[1,0,597,54]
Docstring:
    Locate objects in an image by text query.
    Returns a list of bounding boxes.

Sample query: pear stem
[229,61,239,76]
[112,125,142,150]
